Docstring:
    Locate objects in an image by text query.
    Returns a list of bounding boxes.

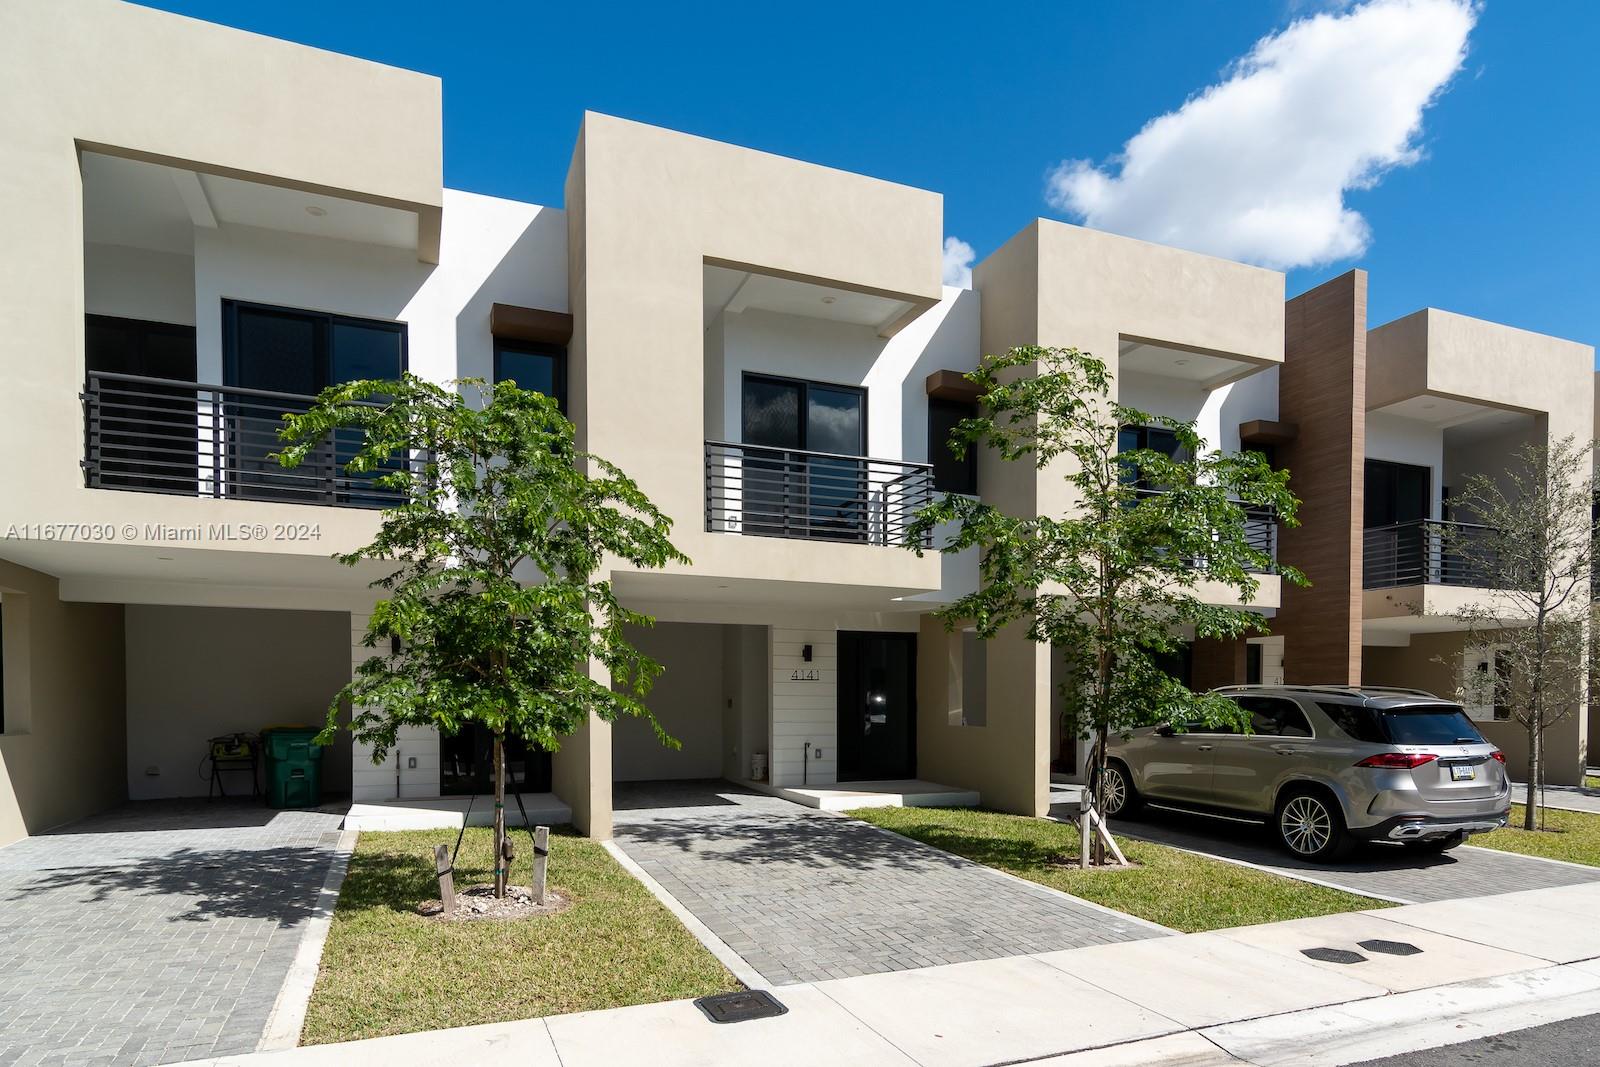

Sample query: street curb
[1459,841,1600,875]
[258,828,357,1051]
[600,839,769,991]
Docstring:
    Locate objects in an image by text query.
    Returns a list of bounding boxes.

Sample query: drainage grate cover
[694,990,789,1024]
[1301,947,1368,965]
[1359,939,1423,956]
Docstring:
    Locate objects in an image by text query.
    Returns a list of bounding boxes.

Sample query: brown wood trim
[491,303,573,346]
[925,369,981,402]
[1239,419,1299,447]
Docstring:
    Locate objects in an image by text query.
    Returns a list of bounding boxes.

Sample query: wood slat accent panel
[1275,271,1366,686]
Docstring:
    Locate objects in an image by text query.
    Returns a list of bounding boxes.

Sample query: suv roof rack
[1210,683,1442,700]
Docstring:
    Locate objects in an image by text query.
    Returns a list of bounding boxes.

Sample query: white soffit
[703,264,915,333]
[1372,394,1535,442]
[80,150,419,255]
[1117,338,1258,386]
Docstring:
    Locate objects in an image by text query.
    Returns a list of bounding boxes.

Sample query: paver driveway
[0,800,344,1066]
[610,781,1164,986]
[1045,785,1600,904]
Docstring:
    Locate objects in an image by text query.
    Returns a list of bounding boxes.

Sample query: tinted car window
[1237,697,1313,738]
[1379,705,1485,746]
[1318,702,1387,744]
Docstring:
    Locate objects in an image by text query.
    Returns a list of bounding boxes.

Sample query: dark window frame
[928,397,978,495]
[740,371,868,456]
[493,338,567,413]
[221,299,409,393]
[1233,696,1314,738]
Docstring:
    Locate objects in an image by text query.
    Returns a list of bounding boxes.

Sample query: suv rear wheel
[1275,788,1351,861]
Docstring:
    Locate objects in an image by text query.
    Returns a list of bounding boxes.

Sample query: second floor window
[1118,424,1184,491]
[493,340,566,412]
[928,398,978,495]
[223,300,406,395]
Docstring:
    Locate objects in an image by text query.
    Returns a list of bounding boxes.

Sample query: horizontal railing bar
[88,371,389,409]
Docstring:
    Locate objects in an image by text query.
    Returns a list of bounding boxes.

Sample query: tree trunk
[1523,717,1538,832]
[493,731,507,897]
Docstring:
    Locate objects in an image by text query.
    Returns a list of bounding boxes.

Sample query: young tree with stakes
[1441,435,1597,832]
[277,375,688,897]
[909,346,1305,865]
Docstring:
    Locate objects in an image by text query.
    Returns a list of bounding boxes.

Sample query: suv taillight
[1355,752,1439,769]
[1490,750,1506,763]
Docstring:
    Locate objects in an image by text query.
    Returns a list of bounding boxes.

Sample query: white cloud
[1047,0,1476,270]
[941,236,975,288]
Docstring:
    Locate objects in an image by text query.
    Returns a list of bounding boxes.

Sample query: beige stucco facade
[0,0,441,574]
[3,1,1589,847]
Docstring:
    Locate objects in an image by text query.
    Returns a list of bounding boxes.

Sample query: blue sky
[136,1,1597,357]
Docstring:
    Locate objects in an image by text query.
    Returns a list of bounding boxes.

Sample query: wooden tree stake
[532,825,550,904]
[433,843,455,916]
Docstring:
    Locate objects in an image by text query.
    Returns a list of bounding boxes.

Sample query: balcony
[1362,519,1498,589]
[704,441,933,548]
[1131,489,1279,574]
[83,371,420,508]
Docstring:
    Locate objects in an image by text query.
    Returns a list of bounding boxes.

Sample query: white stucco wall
[1117,366,1279,457]
[1365,411,1445,520]
[709,286,979,462]
[189,188,567,391]
[84,243,196,327]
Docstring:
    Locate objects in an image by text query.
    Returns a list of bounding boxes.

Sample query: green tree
[278,375,688,896]
[1441,435,1596,831]
[909,346,1305,863]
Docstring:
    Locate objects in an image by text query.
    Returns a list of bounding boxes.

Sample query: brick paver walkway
[611,781,1164,986]
[1044,784,1600,905]
[0,800,344,1066]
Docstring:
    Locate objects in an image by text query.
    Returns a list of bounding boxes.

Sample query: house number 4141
[790,669,821,681]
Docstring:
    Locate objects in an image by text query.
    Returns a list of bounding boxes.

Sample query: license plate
[1450,764,1476,781]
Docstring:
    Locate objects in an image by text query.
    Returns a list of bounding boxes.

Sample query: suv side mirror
[1156,724,1175,738]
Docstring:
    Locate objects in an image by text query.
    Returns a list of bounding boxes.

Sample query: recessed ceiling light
[1421,402,1437,410]
[1174,359,1188,366]
[304,205,327,217]
[820,296,836,305]
[156,556,174,561]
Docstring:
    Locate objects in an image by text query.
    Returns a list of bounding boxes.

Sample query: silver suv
[1103,685,1511,861]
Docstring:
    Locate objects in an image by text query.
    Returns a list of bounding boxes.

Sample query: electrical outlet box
[407,756,418,769]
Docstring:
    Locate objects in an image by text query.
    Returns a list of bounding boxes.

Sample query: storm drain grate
[694,990,789,1024]
[1359,939,1423,956]
[1301,947,1368,965]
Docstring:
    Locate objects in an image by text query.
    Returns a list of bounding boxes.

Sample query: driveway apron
[610,780,1164,987]
[0,800,344,1066]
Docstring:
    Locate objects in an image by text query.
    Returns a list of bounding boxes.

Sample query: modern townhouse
[0,1,1587,851]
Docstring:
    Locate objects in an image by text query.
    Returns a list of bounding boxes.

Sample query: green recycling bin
[261,726,323,808]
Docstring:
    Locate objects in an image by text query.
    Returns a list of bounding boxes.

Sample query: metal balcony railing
[705,440,934,548]
[1130,488,1279,574]
[83,371,423,508]
[1362,519,1499,589]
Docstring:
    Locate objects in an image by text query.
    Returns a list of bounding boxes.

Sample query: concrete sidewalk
[172,881,1600,1067]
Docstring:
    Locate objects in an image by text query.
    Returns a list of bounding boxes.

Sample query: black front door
[837,632,916,781]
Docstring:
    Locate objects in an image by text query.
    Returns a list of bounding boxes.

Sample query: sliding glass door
[740,374,867,540]
[222,301,406,504]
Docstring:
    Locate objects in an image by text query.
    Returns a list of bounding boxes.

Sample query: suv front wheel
[1275,788,1351,862]
[1100,761,1140,818]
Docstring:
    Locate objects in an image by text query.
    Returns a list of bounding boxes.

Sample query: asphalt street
[1348,1012,1600,1065]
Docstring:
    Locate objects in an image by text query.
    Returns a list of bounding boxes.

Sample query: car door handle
[1272,747,1303,756]
[1195,744,1214,752]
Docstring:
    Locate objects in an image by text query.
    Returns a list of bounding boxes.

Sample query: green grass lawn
[1472,804,1600,867]
[302,827,739,1045]
[1586,775,1599,791]
[848,806,1386,933]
